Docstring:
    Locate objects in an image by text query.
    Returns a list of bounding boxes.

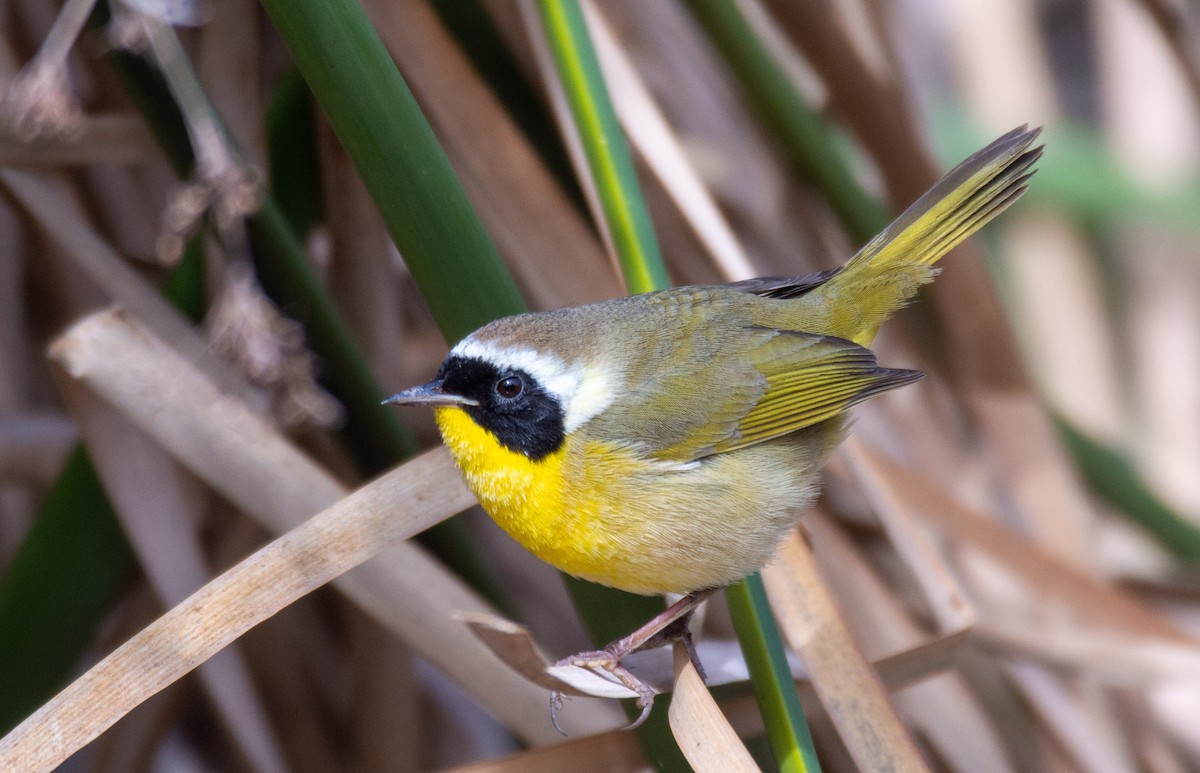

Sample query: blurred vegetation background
[2,0,1200,771]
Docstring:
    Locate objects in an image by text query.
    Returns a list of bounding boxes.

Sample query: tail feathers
[819,126,1042,345]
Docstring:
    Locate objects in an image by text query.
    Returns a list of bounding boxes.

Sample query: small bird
[387,126,1041,726]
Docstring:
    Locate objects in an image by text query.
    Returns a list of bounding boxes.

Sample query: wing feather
[638,328,920,462]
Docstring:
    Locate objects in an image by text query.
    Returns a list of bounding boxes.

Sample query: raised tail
[814,126,1042,346]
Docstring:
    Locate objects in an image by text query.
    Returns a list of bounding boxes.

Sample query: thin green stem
[535,0,669,294]
[727,575,821,772]
[534,2,816,767]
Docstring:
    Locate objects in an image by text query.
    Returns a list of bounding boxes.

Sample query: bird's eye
[495,375,524,399]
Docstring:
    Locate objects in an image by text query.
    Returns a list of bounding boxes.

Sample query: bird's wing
[706,330,921,456]
[599,327,920,463]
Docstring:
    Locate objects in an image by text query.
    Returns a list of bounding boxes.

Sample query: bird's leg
[551,588,717,732]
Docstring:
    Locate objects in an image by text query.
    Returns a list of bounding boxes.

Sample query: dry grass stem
[58,378,288,773]
[0,168,259,403]
[764,529,930,772]
[585,1,757,281]
[1133,0,1200,114]
[318,132,411,388]
[802,508,1014,771]
[365,0,620,310]
[667,643,758,772]
[617,1,836,274]
[763,0,937,207]
[1005,662,1139,772]
[516,0,620,276]
[131,13,260,225]
[197,0,264,167]
[840,437,975,632]
[0,435,472,770]
[966,392,1099,565]
[861,447,1189,644]
[977,621,1200,685]
[0,113,158,166]
[0,414,76,485]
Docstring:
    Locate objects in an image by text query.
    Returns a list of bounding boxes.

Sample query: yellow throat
[434,406,580,566]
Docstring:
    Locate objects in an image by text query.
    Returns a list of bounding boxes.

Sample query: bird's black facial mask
[436,355,566,461]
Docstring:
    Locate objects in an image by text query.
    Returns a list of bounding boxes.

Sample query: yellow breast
[434,407,604,575]
[434,406,693,589]
[434,406,820,595]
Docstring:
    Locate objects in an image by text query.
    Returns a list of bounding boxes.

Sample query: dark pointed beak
[382,380,478,408]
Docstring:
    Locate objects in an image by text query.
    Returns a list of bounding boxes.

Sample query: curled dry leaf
[462,603,971,704]
[461,613,759,768]
[459,612,639,700]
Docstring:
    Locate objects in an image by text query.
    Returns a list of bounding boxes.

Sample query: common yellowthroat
[387,126,1041,723]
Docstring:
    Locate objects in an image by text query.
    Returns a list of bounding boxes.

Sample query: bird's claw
[549,651,658,734]
[550,690,567,736]
[625,691,655,731]
[546,590,714,732]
